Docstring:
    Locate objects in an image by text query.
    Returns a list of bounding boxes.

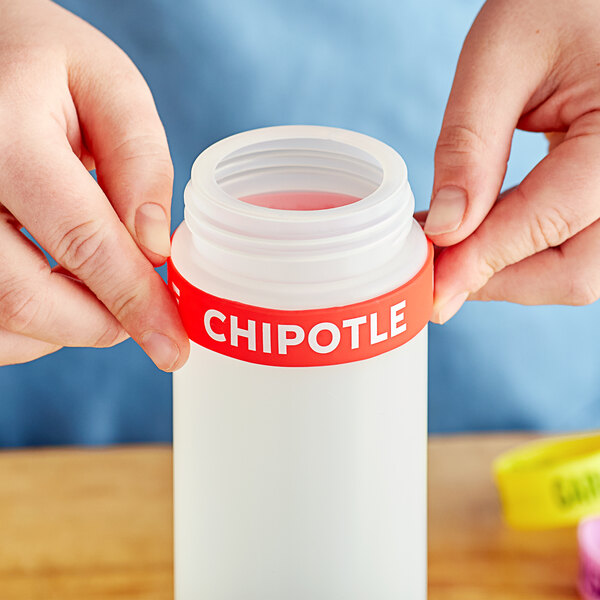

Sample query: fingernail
[141,331,180,371]
[436,292,469,324]
[424,186,467,235]
[135,203,171,258]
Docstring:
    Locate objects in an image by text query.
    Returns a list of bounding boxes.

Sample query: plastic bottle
[169,125,433,599]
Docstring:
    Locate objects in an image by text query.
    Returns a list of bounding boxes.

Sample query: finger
[432,114,600,323]
[425,0,554,245]
[1,130,189,371]
[0,327,61,366]
[417,185,516,227]
[69,41,173,266]
[50,264,80,280]
[470,219,600,305]
[413,212,446,264]
[414,211,428,228]
[0,212,128,347]
[545,131,566,153]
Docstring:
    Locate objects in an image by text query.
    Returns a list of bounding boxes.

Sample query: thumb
[425,1,550,245]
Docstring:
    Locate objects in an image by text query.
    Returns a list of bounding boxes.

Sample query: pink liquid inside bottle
[240,190,360,210]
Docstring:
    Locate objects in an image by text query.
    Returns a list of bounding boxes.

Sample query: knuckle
[112,134,171,167]
[0,49,65,120]
[471,242,505,285]
[105,51,150,93]
[435,123,487,165]
[527,207,574,252]
[0,45,53,80]
[100,134,174,195]
[111,279,149,324]
[54,220,110,276]
[94,320,126,348]
[566,269,599,306]
[447,241,506,299]
[0,285,44,333]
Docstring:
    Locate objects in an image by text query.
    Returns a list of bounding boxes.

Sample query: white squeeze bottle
[168,125,433,599]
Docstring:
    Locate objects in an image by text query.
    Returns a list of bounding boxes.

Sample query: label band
[168,242,433,367]
[494,433,600,530]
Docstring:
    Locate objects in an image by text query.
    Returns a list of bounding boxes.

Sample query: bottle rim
[189,125,411,225]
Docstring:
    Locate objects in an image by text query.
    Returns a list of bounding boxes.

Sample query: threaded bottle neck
[178,126,426,308]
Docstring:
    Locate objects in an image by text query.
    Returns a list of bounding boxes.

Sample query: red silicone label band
[168,242,433,367]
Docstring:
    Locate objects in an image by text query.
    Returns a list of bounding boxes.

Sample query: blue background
[1,0,598,446]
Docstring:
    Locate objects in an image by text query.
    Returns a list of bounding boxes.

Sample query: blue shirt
[1,0,598,446]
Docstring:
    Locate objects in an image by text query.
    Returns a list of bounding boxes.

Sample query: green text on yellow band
[494,433,600,530]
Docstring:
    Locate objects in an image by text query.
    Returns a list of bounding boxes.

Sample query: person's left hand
[420,0,600,324]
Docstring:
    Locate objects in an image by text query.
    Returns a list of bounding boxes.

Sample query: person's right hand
[0,0,189,370]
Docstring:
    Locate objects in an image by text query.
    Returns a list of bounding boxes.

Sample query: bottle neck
[178,126,426,309]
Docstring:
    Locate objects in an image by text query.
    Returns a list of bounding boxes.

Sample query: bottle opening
[239,191,361,211]
[213,137,383,212]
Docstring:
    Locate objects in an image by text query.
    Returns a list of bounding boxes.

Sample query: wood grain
[0,435,580,598]
[428,434,579,600]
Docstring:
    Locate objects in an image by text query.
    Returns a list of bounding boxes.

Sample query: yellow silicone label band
[494,433,600,530]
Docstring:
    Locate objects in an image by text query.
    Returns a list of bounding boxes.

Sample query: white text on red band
[202,302,407,355]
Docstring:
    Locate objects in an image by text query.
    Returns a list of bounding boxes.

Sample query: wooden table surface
[0,434,580,599]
